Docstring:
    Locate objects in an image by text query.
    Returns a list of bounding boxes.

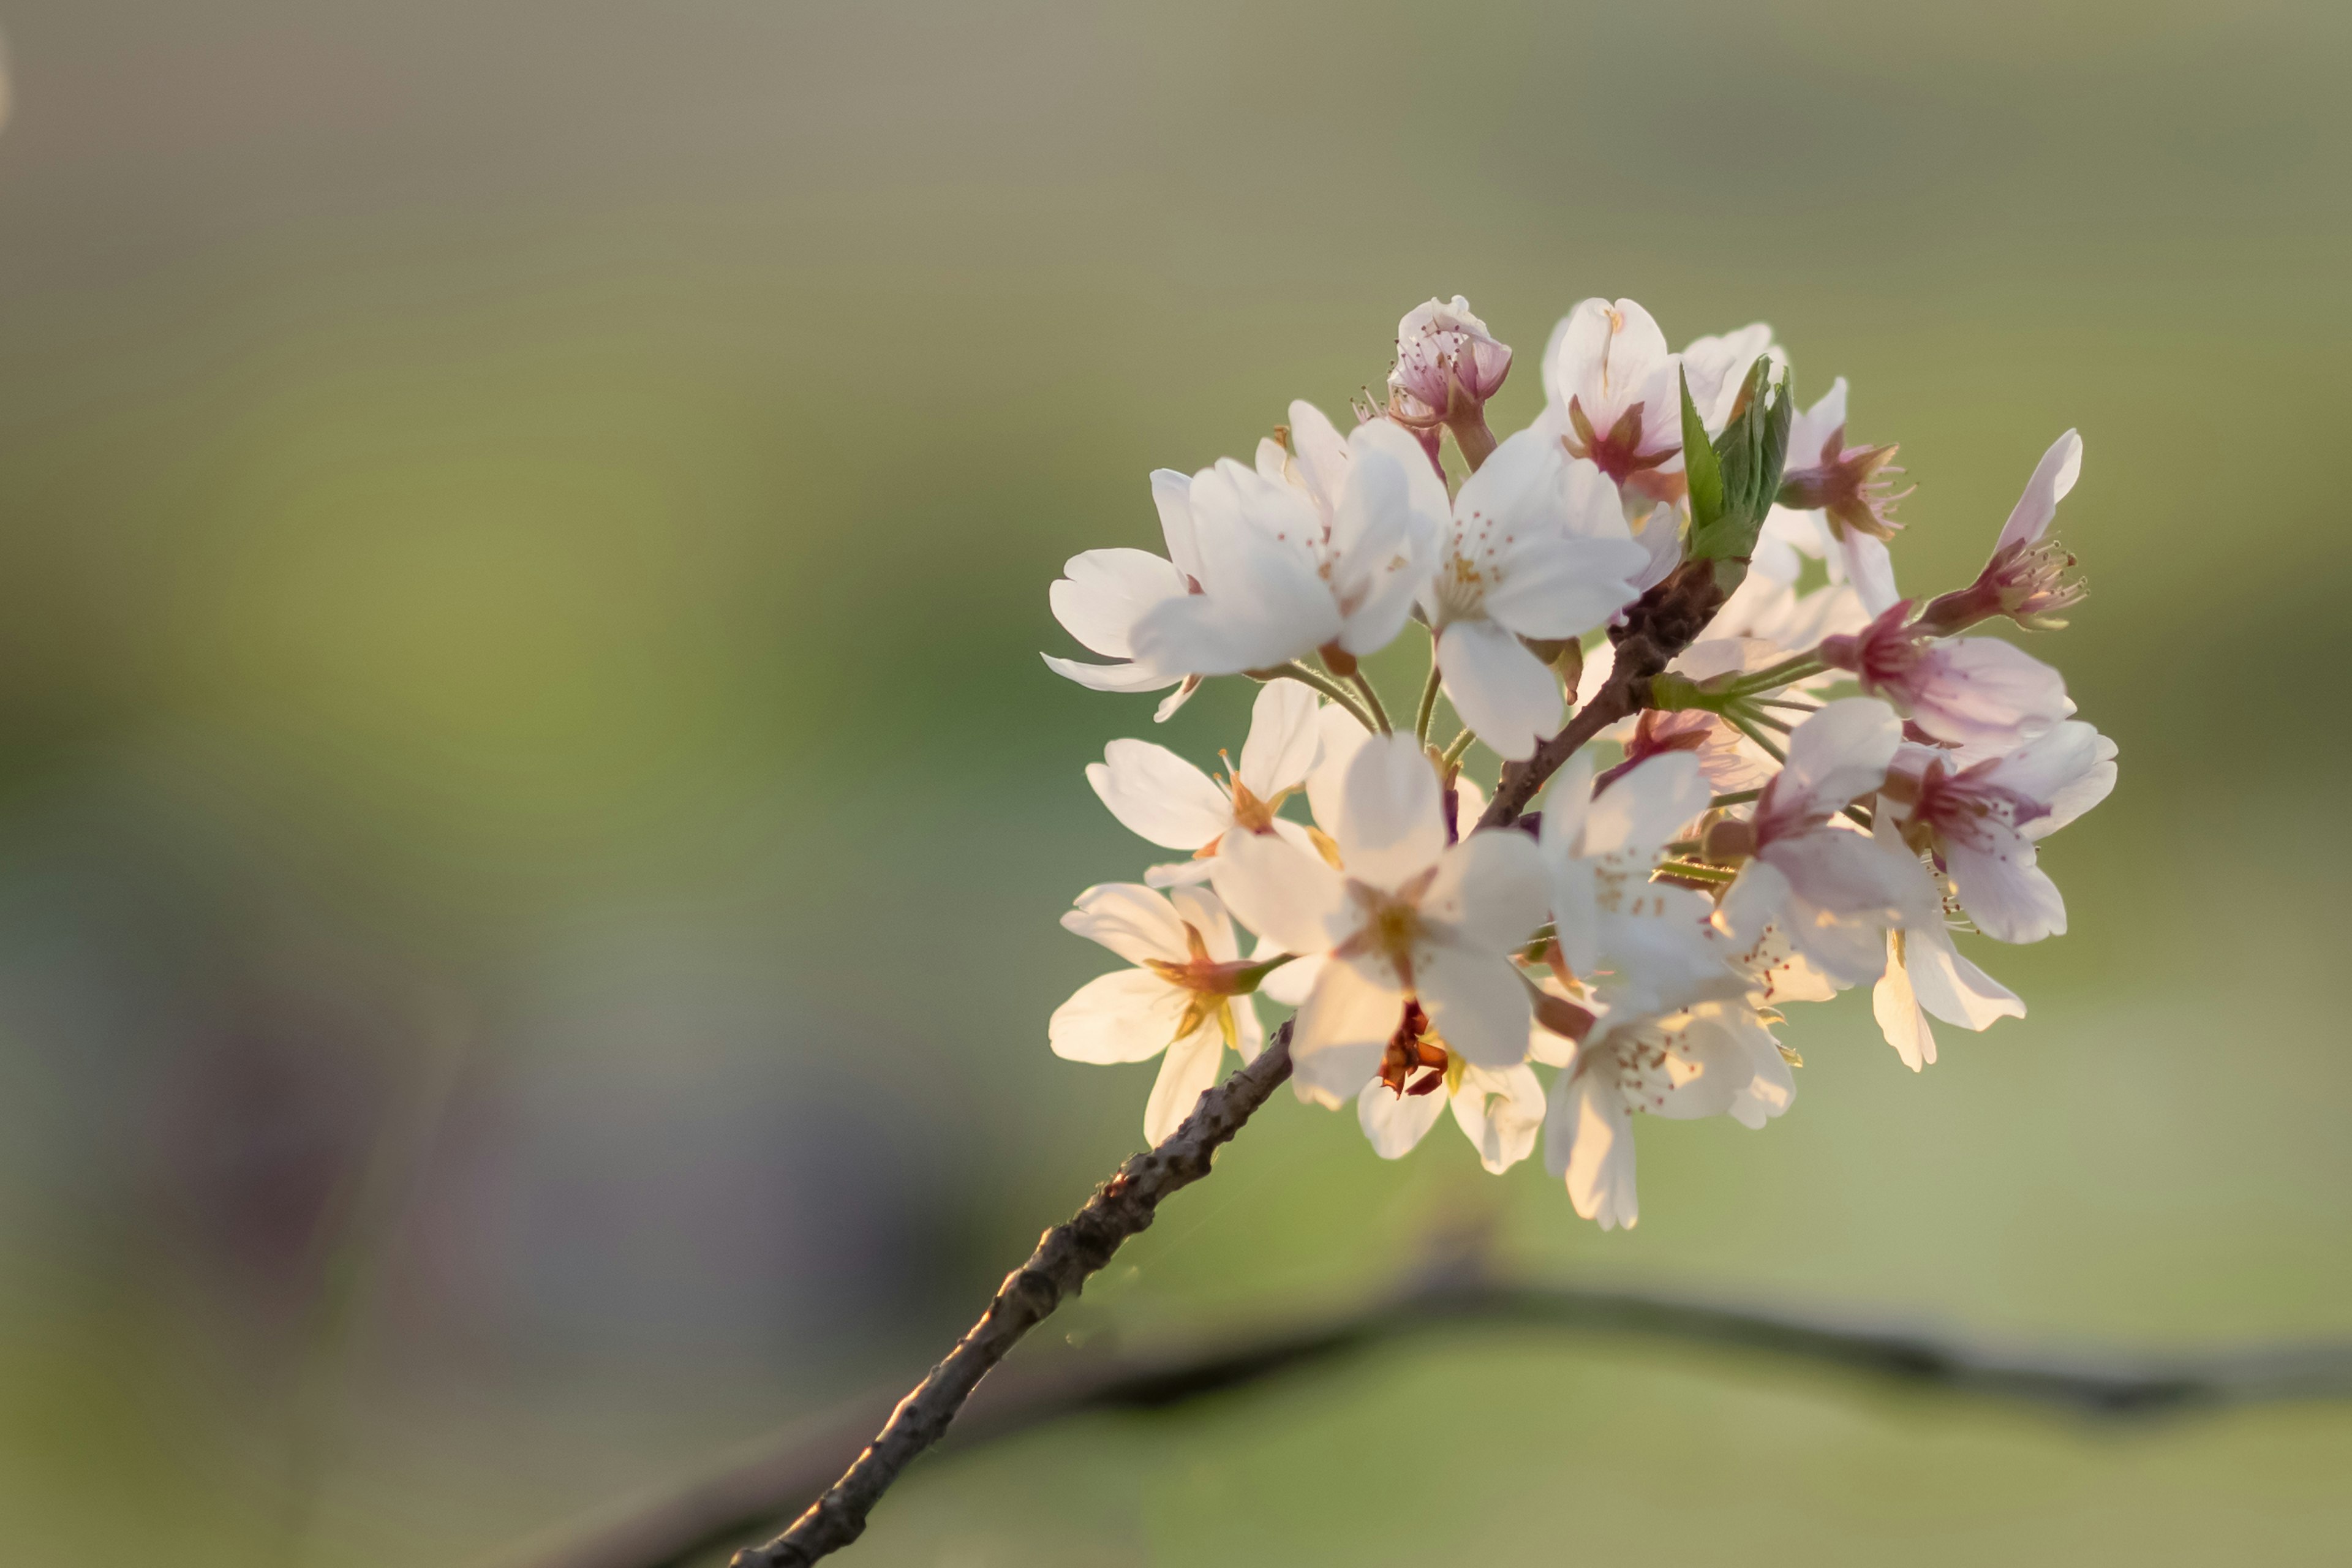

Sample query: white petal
[1839,531,1901,618]
[1049,548,1188,658]
[1995,429,2083,552]
[1333,733,1449,891]
[1061,883,1189,965]
[1143,858,1215,888]
[1305,703,1373,834]
[1145,1025,1226,1145]
[1208,827,1349,954]
[1416,942,1534,1069]
[1581,753,1708,859]
[1437,620,1561,763]
[1257,944,1323,1008]
[1088,741,1233,850]
[1425,830,1549,951]
[1232,993,1265,1063]
[1547,1065,1638,1231]
[1904,921,2024,1030]
[1237,680,1323,799]
[1291,957,1401,1107]
[1049,968,1187,1063]
[1871,932,1937,1072]
[1150,469,1202,584]
[1481,533,1648,641]
[1905,639,2070,748]
[1770,698,1902,825]
[1166,884,1240,961]
[1042,653,1182,694]
[1450,1063,1545,1174]
[1944,828,2067,944]
[1538,752,1597,860]
[1357,1079,1448,1159]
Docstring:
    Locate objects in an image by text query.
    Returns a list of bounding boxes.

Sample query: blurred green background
[0,1,2346,1563]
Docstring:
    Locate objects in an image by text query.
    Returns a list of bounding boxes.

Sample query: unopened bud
[1388,295,1510,472]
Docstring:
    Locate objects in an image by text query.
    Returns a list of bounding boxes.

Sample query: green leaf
[1678,367,1724,535]
[1689,357,1794,565]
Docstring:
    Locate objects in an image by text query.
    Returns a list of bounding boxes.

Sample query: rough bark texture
[1480,556,1734,830]
[728,1023,1297,1567]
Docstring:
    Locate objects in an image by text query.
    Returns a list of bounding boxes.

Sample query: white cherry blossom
[1129,407,1445,679]
[1087,680,1324,886]
[1209,733,1548,1108]
[1920,429,2086,635]
[1538,751,1740,1021]
[1880,720,2117,944]
[1543,1000,1796,1231]
[1716,698,1932,987]
[1540,297,1684,505]
[1042,470,1207,719]
[1421,434,1649,759]
[1050,883,1267,1145]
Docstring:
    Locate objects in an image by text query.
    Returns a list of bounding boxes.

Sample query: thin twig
[724,1025,1296,1567]
[507,1270,2352,1568]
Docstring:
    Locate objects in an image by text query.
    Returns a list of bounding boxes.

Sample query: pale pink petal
[1150,469,1202,584]
[1943,830,2067,944]
[1872,933,1937,1072]
[1905,638,2070,748]
[1770,698,1902,825]
[1995,429,2084,552]
[1583,753,1708,859]
[1042,653,1182,694]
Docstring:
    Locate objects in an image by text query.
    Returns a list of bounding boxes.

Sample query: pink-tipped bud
[1387,296,1510,471]
[1776,424,1910,543]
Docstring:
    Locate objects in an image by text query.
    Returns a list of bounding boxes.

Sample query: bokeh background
[0,2,2346,1563]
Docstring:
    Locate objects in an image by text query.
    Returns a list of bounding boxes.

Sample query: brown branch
[722,1022,1295,1567]
[1480,557,1736,831]
[504,1261,2352,1568]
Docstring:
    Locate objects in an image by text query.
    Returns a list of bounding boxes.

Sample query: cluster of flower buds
[1042,295,2114,1229]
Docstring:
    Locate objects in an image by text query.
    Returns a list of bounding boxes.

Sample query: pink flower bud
[1386,296,1512,470]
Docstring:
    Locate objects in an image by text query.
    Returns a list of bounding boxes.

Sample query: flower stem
[1441,728,1477,770]
[1725,655,1825,696]
[1269,663,1378,733]
[1725,710,1789,765]
[1347,670,1393,734]
[1709,788,1763,807]
[1414,658,1443,746]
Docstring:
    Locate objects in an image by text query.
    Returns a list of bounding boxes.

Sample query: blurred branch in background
[508,1237,2352,1568]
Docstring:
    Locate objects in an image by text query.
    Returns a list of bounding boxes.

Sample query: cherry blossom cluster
[1041,295,2116,1229]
